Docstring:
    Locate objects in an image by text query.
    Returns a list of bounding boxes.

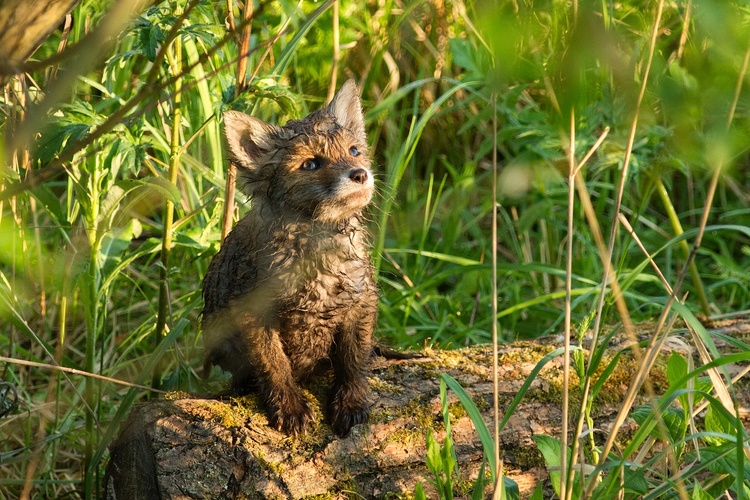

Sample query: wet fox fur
[202,80,377,437]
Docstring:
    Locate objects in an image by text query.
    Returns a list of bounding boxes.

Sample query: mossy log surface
[104,318,750,499]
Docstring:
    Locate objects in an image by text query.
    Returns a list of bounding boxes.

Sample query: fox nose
[349,168,369,184]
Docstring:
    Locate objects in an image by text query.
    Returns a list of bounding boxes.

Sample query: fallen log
[103,319,750,499]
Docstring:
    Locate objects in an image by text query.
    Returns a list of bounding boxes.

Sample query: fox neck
[254,196,365,235]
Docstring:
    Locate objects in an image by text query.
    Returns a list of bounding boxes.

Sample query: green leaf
[450,38,480,75]
[99,219,140,278]
[441,436,457,487]
[498,346,581,433]
[273,0,333,76]
[692,480,715,500]
[533,435,565,497]
[471,458,487,500]
[666,351,688,387]
[414,482,427,500]
[704,404,734,446]
[631,405,651,427]
[666,351,692,413]
[529,483,544,500]
[137,18,166,62]
[441,374,496,481]
[502,477,520,500]
[686,444,750,486]
[532,435,581,498]
[439,378,459,479]
[661,407,688,445]
[426,430,442,477]
[35,122,90,165]
[632,405,687,444]
[622,467,650,495]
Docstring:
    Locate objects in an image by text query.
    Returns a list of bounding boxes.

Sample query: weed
[2,0,750,498]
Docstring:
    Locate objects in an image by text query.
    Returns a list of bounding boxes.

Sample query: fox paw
[329,388,370,437]
[267,391,315,435]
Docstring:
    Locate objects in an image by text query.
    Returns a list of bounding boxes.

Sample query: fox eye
[300,158,320,171]
[349,146,360,157]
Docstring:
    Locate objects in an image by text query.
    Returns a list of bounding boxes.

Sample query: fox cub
[202,80,378,437]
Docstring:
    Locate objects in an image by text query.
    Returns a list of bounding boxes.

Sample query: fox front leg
[240,320,315,435]
[328,309,375,437]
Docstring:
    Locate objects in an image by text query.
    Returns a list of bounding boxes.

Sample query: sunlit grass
[1,0,750,498]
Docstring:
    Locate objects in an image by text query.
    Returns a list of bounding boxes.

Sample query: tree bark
[104,318,750,499]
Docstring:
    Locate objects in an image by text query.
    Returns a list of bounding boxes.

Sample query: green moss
[381,395,440,447]
[506,443,545,470]
[521,349,670,414]
[497,343,556,370]
[369,376,404,394]
[448,401,467,421]
[386,427,425,447]
[202,399,256,428]
[164,390,192,400]
[230,394,265,413]
[255,450,286,476]
[472,393,489,412]
[193,394,270,429]
[369,408,396,425]
[407,397,439,431]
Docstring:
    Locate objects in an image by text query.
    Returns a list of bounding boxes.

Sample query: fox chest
[276,255,375,370]
[279,255,373,324]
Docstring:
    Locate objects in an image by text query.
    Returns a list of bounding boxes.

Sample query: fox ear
[327,79,366,143]
[223,110,280,169]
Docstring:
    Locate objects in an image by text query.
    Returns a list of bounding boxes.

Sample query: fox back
[202,80,378,437]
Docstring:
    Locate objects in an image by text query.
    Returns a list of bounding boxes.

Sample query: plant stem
[154,25,183,387]
[491,92,501,498]
[581,0,665,495]
[560,108,575,500]
[222,0,253,242]
[327,0,340,102]
[654,177,710,315]
[83,166,101,500]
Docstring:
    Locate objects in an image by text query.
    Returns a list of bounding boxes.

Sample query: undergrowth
[1,0,750,498]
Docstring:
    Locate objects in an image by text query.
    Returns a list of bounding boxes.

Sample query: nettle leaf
[632,405,687,444]
[686,445,750,485]
[181,23,222,45]
[666,351,688,387]
[661,407,688,444]
[242,79,303,117]
[691,480,715,500]
[631,405,651,426]
[532,435,581,498]
[704,405,735,446]
[666,352,691,411]
[102,134,146,180]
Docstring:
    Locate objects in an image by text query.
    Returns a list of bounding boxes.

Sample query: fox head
[223,79,374,224]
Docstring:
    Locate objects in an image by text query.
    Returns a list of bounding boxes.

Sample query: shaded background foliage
[1,0,750,497]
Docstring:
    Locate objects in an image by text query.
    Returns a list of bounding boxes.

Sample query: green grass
[2,0,750,498]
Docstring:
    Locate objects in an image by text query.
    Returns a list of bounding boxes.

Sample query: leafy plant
[2,0,750,497]
[415,375,519,500]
